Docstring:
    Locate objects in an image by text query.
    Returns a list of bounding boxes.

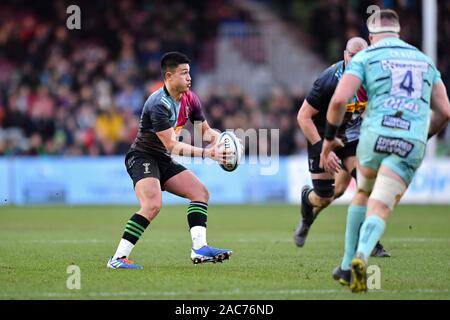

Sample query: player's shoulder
[322,60,344,78]
[182,90,202,107]
[145,87,172,111]
[315,60,343,87]
[182,89,197,101]
[363,38,420,57]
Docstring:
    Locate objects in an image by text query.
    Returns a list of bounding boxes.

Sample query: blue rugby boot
[107,256,143,269]
[191,246,233,264]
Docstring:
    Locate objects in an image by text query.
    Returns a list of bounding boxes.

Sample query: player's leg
[294,147,357,248]
[333,168,353,200]
[294,140,339,247]
[163,168,232,264]
[350,164,406,292]
[335,133,380,289]
[293,172,335,247]
[108,153,162,269]
[333,162,373,286]
[308,173,336,213]
[339,155,391,259]
[309,142,358,214]
[355,165,406,257]
[115,177,161,252]
[164,169,209,249]
[350,138,424,292]
[332,144,359,200]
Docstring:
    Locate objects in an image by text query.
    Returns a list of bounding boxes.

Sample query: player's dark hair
[160,52,190,79]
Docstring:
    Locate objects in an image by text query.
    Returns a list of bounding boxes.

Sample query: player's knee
[333,190,344,200]
[200,186,210,203]
[316,196,333,208]
[312,179,335,199]
[189,184,209,203]
[139,202,161,221]
[370,174,406,210]
[357,169,376,195]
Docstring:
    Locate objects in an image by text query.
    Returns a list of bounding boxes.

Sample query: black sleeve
[150,104,172,132]
[305,71,336,112]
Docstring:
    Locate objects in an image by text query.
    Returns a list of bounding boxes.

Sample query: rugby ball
[217,131,242,172]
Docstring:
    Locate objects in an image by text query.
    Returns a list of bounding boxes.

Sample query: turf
[0,204,449,300]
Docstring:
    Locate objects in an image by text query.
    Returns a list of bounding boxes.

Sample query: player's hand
[323,151,341,174]
[319,138,344,170]
[204,142,235,165]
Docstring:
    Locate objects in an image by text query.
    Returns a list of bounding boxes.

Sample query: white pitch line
[1,237,449,244]
[2,288,449,299]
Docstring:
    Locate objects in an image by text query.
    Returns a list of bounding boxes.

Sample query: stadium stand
[0,0,448,156]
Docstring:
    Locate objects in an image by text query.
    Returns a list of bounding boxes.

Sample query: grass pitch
[1,204,449,300]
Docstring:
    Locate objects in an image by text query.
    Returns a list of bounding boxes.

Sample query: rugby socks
[341,205,366,271]
[113,213,150,259]
[356,215,386,260]
[187,201,208,249]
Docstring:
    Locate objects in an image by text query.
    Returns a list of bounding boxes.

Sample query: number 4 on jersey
[399,70,414,97]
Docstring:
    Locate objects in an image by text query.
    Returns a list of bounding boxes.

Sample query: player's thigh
[367,165,407,219]
[342,155,357,174]
[163,170,209,202]
[356,131,384,175]
[335,142,358,172]
[379,140,426,186]
[125,151,163,216]
[135,177,162,210]
[125,151,161,187]
[333,145,357,197]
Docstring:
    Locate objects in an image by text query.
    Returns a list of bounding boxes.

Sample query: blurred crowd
[274,0,450,155]
[0,0,265,156]
[0,0,449,157]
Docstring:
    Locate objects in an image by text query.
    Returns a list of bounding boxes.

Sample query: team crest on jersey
[143,163,151,174]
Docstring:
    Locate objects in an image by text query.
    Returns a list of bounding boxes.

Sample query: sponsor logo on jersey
[374,136,414,158]
[381,115,411,130]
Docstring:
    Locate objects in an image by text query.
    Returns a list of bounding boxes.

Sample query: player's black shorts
[125,150,187,189]
[307,140,358,174]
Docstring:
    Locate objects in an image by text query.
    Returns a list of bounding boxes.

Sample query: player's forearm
[299,118,322,144]
[429,82,450,139]
[326,97,347,127]
[428,109,450,138]
[168,141,204,158]
[324,96,347,141]
[203,128,220,144]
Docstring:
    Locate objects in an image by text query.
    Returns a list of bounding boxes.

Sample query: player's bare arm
[320,74,361,171]
[201,120,221,144]
[428,81,450,138]
[298,100,342,173]
[156,127,233,164]
[297,100,322,144]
